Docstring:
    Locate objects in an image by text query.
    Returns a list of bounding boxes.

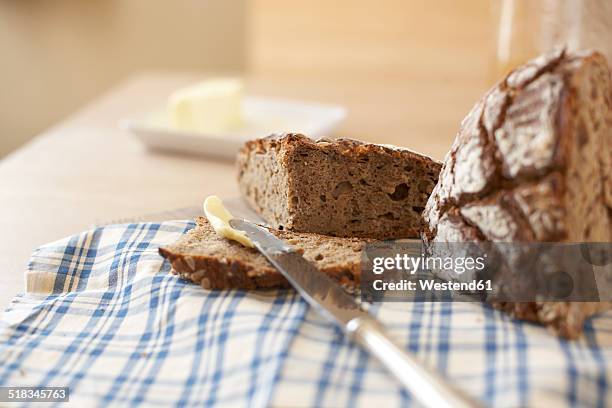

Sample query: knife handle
[346,317,480,408]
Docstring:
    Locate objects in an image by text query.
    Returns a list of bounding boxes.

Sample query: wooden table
[0,72,485,311]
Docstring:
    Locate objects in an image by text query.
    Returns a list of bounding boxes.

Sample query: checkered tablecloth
[1,220,611,407]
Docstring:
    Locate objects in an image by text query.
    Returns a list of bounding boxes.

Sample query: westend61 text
[372,279,493,292]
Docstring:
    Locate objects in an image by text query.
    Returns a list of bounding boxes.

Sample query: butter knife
[229,218,479,408]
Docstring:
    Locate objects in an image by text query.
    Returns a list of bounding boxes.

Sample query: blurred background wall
[249,0,489,81]
[0,0,491,158]
[248,0,490,154]
[0,0,246,158]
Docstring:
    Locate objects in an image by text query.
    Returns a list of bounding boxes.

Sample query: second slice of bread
[237,133,442,240]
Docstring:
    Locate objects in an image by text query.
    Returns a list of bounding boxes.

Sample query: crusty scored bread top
[237,133,442,240]
[424,49,611,244]
[422,49,612,339]
[158,217,370,290]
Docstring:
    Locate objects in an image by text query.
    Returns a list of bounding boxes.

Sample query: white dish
[120,96,346,159]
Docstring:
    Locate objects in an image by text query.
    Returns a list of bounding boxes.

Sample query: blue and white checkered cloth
[1,220,612,407]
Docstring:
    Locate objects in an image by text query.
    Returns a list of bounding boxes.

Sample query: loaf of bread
[422,49,612,338]
[159,217,370,290]
[237,134,442,240]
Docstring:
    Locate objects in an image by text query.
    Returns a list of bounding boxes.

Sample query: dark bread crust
[237,134,442,240]
[424,49,611,242]
[423,49,612,338]
[159,217,370,290]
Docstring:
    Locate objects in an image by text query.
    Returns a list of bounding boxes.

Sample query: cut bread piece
[237,133,442,240]
[159,217,370,290]
[422,49,612,339]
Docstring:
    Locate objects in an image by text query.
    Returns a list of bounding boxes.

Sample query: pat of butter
[203,196,254,248]
[168,78,243,133]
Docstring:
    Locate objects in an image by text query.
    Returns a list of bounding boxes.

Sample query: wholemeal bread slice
[237,133,442,240]
[422,49,612,338]
[159,217,370,290]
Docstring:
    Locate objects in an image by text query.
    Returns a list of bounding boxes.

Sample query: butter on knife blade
[203,195,254,248]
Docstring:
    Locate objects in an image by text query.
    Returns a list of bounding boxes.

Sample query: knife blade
[229,218,479,408]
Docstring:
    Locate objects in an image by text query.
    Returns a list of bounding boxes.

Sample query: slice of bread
[237,134,442,240]
[159,217,370,290]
